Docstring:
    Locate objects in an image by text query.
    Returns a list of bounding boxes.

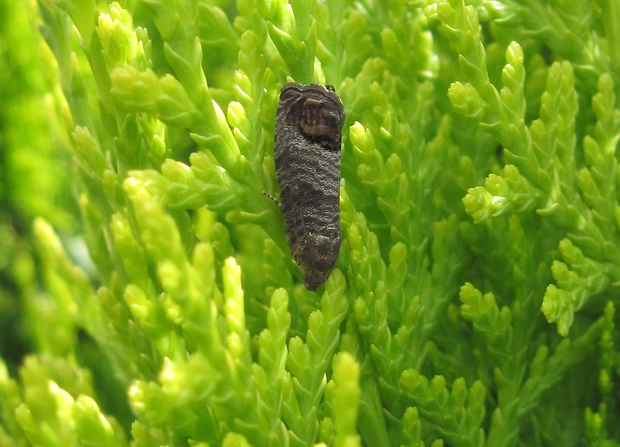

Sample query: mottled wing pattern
[274,83,345,290]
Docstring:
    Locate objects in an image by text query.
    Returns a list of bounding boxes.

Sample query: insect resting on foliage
[273,83,345,291]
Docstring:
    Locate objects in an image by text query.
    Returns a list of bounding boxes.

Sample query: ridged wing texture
[274,83,345,290]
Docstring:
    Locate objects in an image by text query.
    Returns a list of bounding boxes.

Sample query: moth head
[278,83,344,144]
[298,97,342,141]
[280,83,344,120]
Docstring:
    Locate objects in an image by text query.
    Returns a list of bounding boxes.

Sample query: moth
[274,83,345,291]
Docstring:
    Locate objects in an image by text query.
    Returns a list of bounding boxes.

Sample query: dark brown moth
[274,83,345,291]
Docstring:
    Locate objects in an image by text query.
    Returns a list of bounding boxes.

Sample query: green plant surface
[1,0,619,445]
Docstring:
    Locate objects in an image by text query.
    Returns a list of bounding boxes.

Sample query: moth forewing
[274,83,345,291]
